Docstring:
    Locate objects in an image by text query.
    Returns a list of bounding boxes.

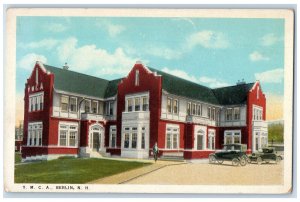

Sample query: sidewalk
[88,160,186,184]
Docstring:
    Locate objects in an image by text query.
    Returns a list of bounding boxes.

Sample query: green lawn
[15,152,22,164]
[15,158,151,184]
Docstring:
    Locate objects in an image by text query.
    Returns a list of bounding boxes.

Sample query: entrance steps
[160,152,184,162]
[80,151,111,158]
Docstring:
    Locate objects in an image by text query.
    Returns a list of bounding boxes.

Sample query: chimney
[63,62,69,70]
[236,79,246,85]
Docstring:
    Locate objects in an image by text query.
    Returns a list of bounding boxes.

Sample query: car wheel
[275,156,281,164]
[217,160,223,164]
[240,158,247,166]
[232,158,239,166]
[209,155,216,164]
[257,157,262,165]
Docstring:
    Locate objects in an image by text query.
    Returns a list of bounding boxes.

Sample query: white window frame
[253,105,263,121]
[69,97,77,113]
[187,102,191,115]
[125,92,149,112]
[60,95,69,112]
[58,122,79,147]
[173,99,178,114]
[29,92,44,112]
[224,130,241,145]
[91,100,98,114]
[165,124,180,150]
[167,97,172,113]
[226,108,233,121]
[208,129,216,150]
[194,126,207,150]
[85,99,91,113]
[122,126,139,150]
[109,125,117,148]
[27,122,43,146]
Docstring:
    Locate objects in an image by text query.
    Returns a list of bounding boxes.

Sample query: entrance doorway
[89,124,103,152]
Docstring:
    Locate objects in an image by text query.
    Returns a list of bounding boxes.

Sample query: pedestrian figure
[153,142,159,162]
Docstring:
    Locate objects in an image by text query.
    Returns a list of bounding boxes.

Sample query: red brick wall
[22,63,54,154]
[246,82,266,152]
[117,63,162,150]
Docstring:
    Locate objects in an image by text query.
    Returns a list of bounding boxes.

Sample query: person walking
[153,142,159,162]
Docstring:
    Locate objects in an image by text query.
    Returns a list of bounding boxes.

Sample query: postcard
[4,8,294,194]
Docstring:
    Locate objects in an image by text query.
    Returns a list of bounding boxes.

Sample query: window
[110,126,117,148]
[211,108,215,121]
[224,130,241,144]
[135,98,140,111]
[135,70,139,86]
[27,122,43,146]
[167,98,172,113]
[124,133,130,148]
[85,100,91,113]
[196,130,205,150]
[61,95,69,112]
[192,103,196,115]
[166,125,179,149]
[208,130,215,150]
[109,102,114,115]
[40,94,44,110]
[98,101,104,114]
[92,101,98,114]
[123,126,147,149]
[59,123,78,147]
[69,97,77,112]
[226,108,233,121]
[35,96,38,110]
[141,128,146,149]
[207,107,211,119]
[234,107,240,120]
[132,132,137,149]
[142,97,148,111]
[187,102,191,115]
[69,131,76,146]
[126,94,149,112]
[197,104,202,116]
[173,99,178,114]
[128,98,133,112]
[253,106,263,121]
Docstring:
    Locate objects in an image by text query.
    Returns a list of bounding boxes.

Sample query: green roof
[148,67,220,105]
[43,64,254,105]
[212,82,255,105]
[44,65,117,98]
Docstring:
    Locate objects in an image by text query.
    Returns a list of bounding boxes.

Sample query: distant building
[15,123,23,151]
[21,61,268,161]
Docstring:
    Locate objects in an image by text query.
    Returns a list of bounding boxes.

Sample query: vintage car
[209,144,249,166]
[249,147,282,165]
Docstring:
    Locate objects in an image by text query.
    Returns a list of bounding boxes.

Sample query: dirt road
[126,161,283,185]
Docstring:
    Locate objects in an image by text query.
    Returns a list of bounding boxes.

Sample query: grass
[15,158,151,184]
[15,152,22,164]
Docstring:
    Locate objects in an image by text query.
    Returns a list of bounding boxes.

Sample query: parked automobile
[209,144,249,166]
[249,147,282,165]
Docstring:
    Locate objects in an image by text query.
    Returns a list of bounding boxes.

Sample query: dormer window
[135,70,139,86]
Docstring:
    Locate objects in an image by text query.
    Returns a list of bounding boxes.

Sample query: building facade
[21,61,268,161]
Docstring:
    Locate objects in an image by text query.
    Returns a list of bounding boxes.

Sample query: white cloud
[18,53,47,70]
[56,37,138,75]
[161,67,229,88]
[199,76,230,88]
[19,38,59,50]
[161,67,198,83]
[45,23,67,32]
[261,33,282,46]
[255,68,284,83]
[249,51,269,62]
[187,30,229,49]
[145,46,182,60]
[96,20,125,37]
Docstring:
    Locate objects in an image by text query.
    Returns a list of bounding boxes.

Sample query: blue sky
[15,16,285,121]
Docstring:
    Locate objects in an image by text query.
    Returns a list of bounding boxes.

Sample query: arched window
[196,130,205,150]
